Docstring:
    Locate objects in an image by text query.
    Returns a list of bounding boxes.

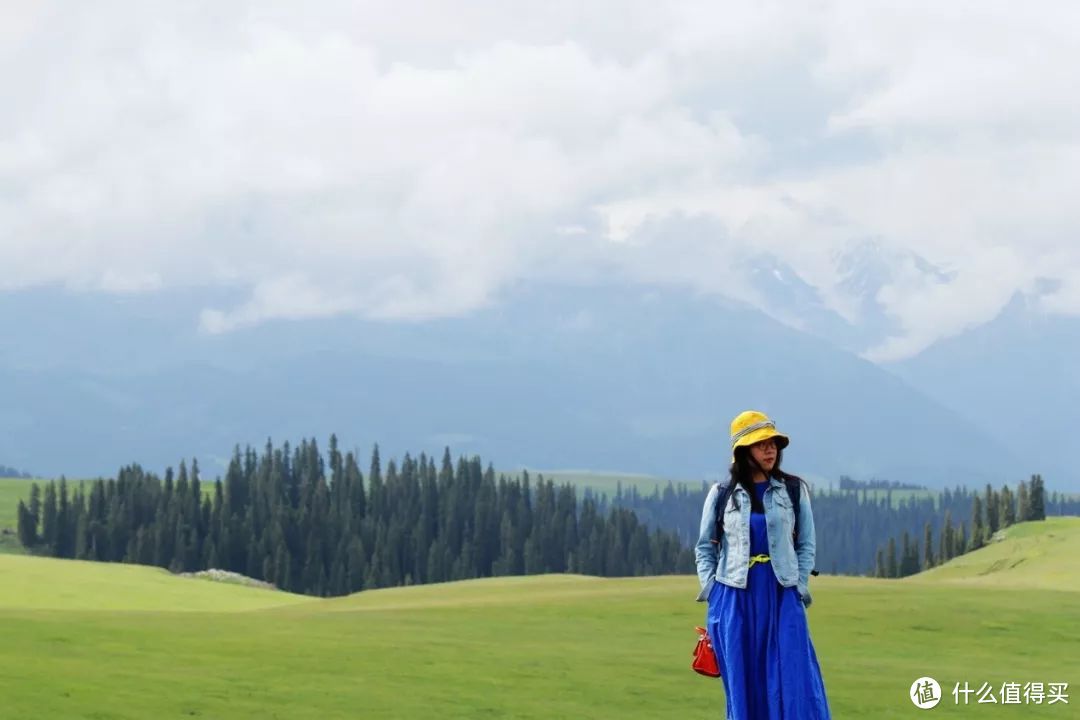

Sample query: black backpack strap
[785,476,801,543]
[711,481,735,545]
[784,475,819,577]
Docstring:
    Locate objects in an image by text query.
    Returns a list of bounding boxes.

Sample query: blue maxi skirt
[705,486,831,719]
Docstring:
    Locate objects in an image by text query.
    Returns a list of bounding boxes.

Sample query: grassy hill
[910,516,1080,591]
[1,518,1077,718]
[0,554,313,612]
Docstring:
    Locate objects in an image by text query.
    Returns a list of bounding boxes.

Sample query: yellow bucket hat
[730,410,789,463]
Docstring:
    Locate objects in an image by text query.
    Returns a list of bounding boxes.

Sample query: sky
[2,0,1079,362]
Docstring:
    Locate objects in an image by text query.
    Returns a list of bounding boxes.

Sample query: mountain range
[4,250,1073,492]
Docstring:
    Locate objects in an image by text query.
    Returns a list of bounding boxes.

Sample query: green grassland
[1,518,1077,718]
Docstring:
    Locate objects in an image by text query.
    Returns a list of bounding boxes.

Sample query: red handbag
[691,626,721,677]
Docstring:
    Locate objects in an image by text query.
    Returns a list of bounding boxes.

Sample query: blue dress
[706,481,831,719]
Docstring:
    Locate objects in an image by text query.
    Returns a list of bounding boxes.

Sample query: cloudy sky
[2,0,1078,361]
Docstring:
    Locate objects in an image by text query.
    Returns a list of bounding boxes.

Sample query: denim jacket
[694,477,816,607]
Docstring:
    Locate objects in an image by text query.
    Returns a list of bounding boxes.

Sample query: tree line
[873,475,1049,578]
[837,476,924,491]
[604,473,1074,576]
[15,438,694,597]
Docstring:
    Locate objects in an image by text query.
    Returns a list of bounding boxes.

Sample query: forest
[15,438,693,597]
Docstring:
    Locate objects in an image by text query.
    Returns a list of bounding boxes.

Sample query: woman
[695,410,831,719]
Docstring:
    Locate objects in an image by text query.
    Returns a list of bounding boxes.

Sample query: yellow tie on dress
[748,554,771,568]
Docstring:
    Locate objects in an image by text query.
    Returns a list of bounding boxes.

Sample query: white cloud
[865,247,1027,362]
[199,274,359,333]
[2,1,1079,358]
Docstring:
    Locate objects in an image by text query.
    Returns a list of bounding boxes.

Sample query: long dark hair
[727,445,798,513]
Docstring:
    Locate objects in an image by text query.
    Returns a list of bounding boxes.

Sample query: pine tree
[923,522,934,570]
[74,492,89,560]
[984,484,999,536]
[329,434,343,487]
[901,531,911,577]
[16,501,37,547]
[1017,480,1031,522]
[346,537,365,592]
[262,554,275,586]
[1000,485,1016,528]
[875,548,885,578]
[56,477,71,558]
[969,495,985,551]
[303,529,323,594]
[170,519,186,573]
[205,539,219,570]
[42,482,58,553]
[1029,474,1046,521]
[246,537,262,580]
[886,537,898,578]
[330,558,346,596]
[132,527,151,566]
[940,510,954,562]
[350,455,367,521]
[425,539,443,586]
[28,484,41,533]
[368,444,384,520]
[190,462,203,556]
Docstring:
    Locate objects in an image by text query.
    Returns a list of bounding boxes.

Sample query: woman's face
[748,437,778,472]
